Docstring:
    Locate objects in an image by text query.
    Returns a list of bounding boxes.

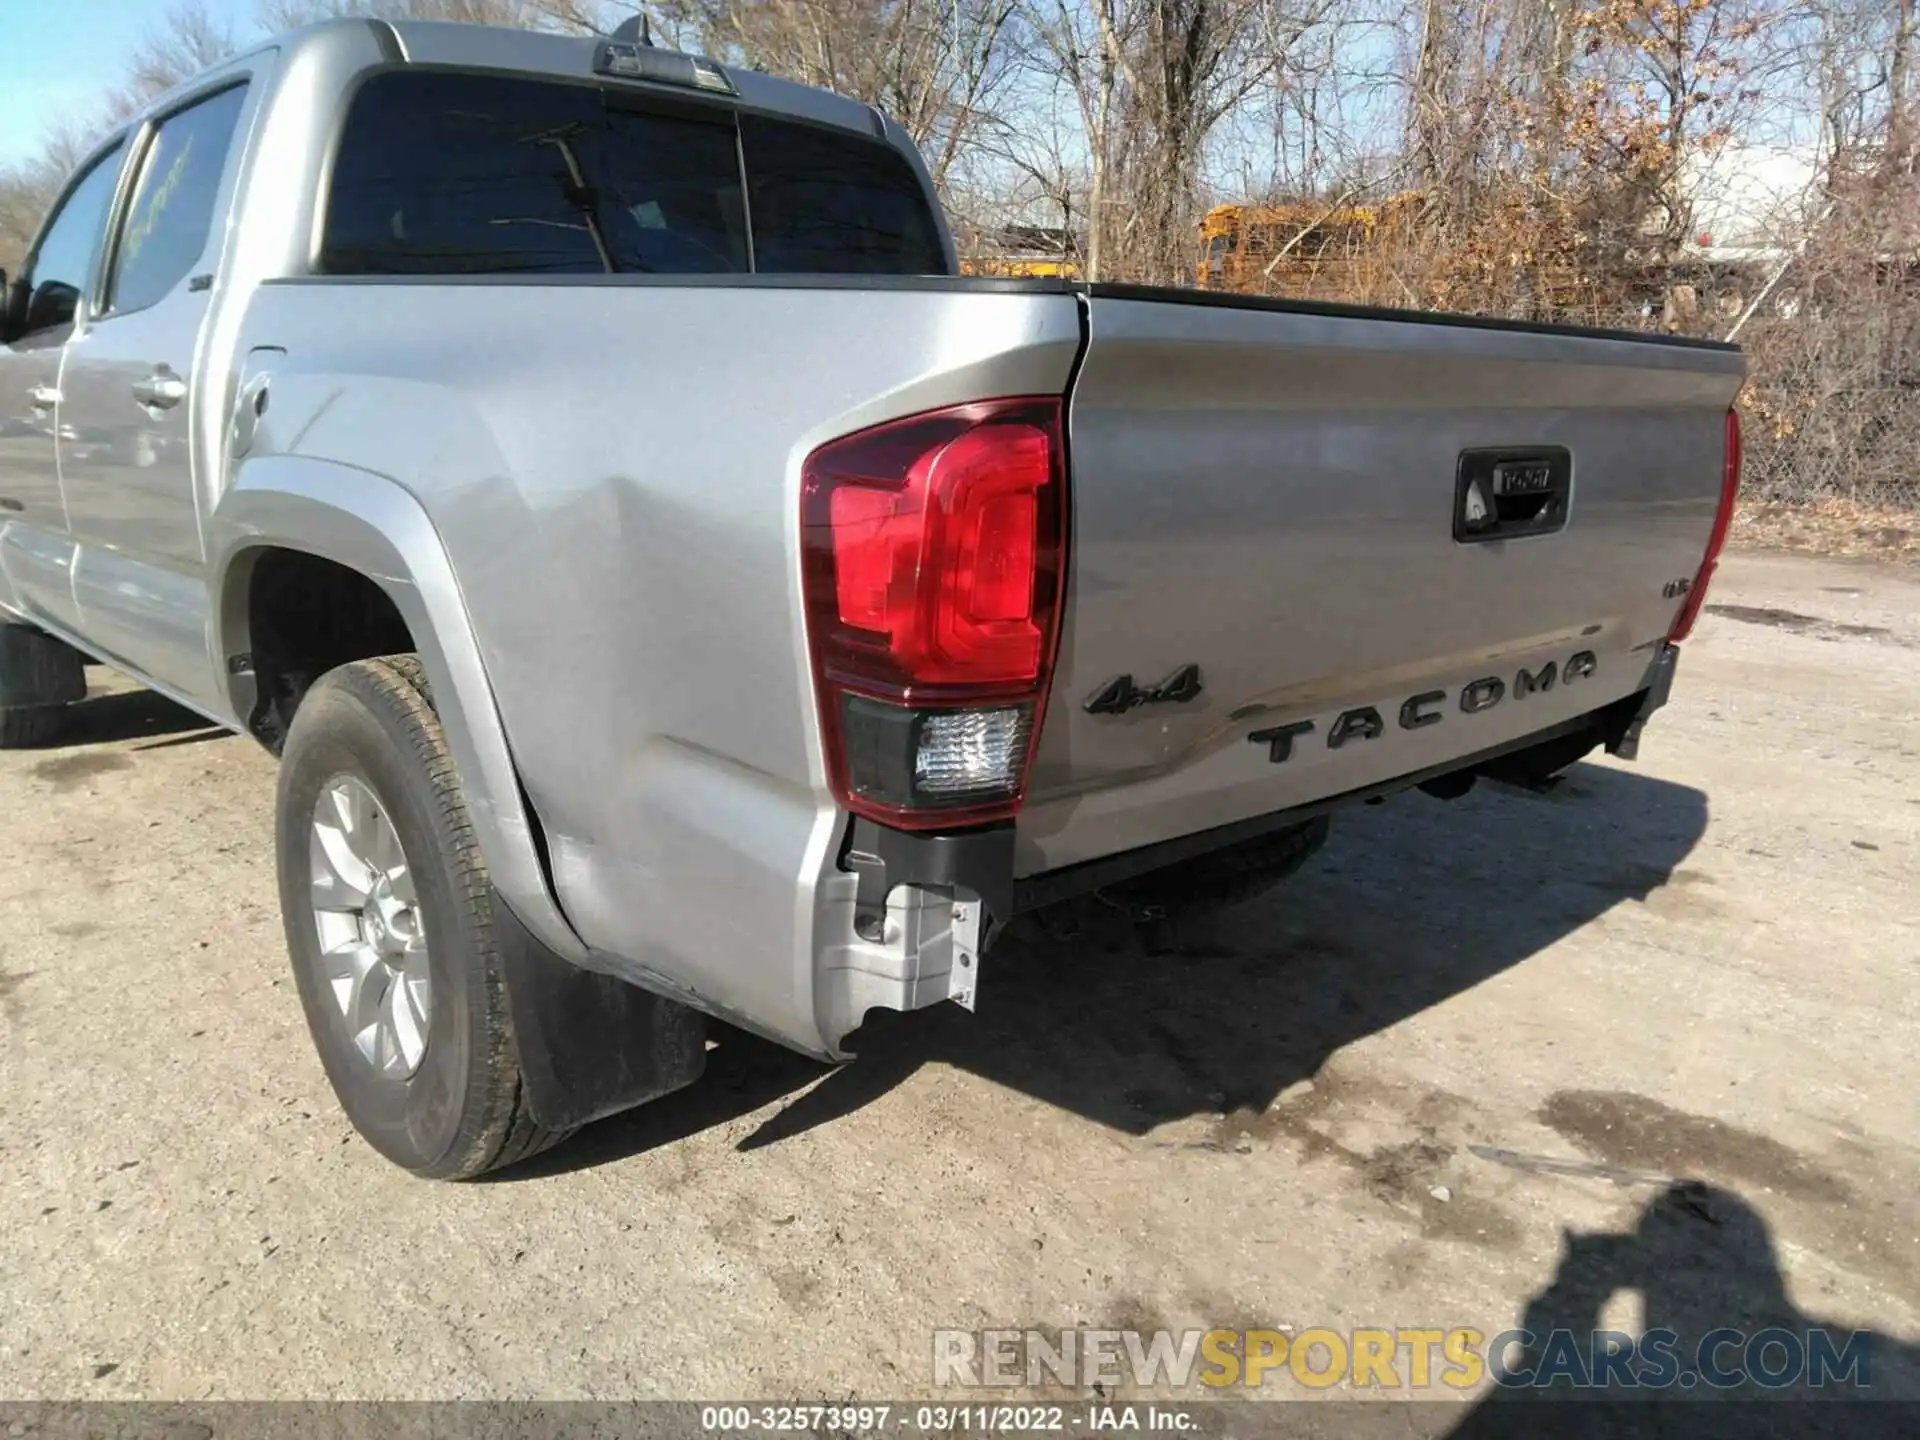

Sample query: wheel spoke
[405,972,431,1032]
[375,1009,401,1074]
[386,965,429,1073]
[401,949,432,1019]
[311,792,375,902]
[310,861,367,913]
[325,779,358,841]
[320,938,367,1014]
[329,780,378,871]
[343,943,389,1039]
[366,814,404,881]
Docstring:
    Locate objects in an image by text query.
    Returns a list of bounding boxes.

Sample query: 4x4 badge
[1085,664,1204,716]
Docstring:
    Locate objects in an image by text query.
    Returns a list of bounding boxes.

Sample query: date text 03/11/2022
[699,1404,1198,1433]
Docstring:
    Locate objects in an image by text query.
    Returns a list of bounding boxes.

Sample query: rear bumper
[583,645,1678,1060]
[854,642,1678,925]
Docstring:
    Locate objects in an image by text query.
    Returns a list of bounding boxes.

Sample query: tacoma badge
[1249,651,1598,764]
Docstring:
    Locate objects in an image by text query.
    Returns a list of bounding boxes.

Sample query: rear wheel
[275,655,572,1178]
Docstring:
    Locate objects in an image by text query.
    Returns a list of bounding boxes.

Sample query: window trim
[11,134,131,341]
[96,76,254,322]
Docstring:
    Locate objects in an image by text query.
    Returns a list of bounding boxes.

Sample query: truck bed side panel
[232,279,1081,1053]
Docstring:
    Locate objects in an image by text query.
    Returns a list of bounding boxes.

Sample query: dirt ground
[0,549,1915,1411]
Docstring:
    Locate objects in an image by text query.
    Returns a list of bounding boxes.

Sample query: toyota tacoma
[0,18,1745,1176]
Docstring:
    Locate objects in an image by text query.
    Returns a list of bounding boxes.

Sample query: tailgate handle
[1454,447,1571,543]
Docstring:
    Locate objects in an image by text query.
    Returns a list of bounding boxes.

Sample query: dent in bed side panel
[554,739,838,1056]
[230,282,1080,1052]
[209,455,588,966]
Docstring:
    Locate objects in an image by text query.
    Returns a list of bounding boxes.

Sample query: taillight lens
[1669,406,1741,643]
[802,397,1067,829]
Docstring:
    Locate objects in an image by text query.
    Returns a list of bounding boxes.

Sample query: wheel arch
[212,454,587,965]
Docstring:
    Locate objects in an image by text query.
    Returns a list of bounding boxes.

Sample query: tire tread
[291,653,572,1178]
[0,707,66,748]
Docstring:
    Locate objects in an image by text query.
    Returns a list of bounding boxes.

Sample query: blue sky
[0,0,256,165]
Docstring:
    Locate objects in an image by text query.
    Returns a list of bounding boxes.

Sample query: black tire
[0,705,67,748]
[0,625,84,747]
[275,654,573,1178]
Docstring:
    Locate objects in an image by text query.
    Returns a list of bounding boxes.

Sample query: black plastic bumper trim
[842,818,1016,940]
[1606,643,1678,761]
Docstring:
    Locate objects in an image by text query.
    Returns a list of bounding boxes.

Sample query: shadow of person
[514,757,1709,1177]
[1448,1182,1920,1438]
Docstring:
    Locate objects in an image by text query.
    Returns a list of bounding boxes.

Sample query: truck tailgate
[1020,290,1744,874]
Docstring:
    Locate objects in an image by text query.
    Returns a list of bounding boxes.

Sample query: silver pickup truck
[0,19,1745,1178]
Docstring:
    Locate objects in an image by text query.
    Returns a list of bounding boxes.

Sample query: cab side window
[107,84,248,315]
[17,142,125,337]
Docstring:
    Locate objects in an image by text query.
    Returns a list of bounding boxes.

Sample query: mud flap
[493,892,707,1130]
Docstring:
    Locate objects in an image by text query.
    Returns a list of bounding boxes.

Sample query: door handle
[27,385,59,411]
[132,372,188,409]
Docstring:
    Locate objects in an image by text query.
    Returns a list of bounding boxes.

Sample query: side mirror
[22,280,78,336]
[0,270,33,346]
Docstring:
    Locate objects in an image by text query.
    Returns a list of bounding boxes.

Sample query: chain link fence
[1740,380,1920,511]
[1736,291,1920,513]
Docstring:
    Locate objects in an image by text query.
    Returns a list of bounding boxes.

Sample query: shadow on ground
[30,686,222,749]
[516,759,1709,1177]
[1445,1180,1919,1437]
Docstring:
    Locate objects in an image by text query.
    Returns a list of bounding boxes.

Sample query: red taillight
[1669,406,1741,643]
[802,397,1067,829]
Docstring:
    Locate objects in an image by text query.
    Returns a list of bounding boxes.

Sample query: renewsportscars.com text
[932,1325,1874,1391]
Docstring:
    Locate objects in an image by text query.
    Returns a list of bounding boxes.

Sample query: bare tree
[666,0,1020,193]
[2,2,235,270]
[1013,0,1132,278]
[113,0,241,114]
[257,0,632,31]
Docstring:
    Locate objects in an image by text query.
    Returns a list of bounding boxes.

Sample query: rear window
[740,113,945,274]
[321,70,946,277]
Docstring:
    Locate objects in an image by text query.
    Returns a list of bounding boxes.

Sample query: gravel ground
[0,549,1914,1409]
